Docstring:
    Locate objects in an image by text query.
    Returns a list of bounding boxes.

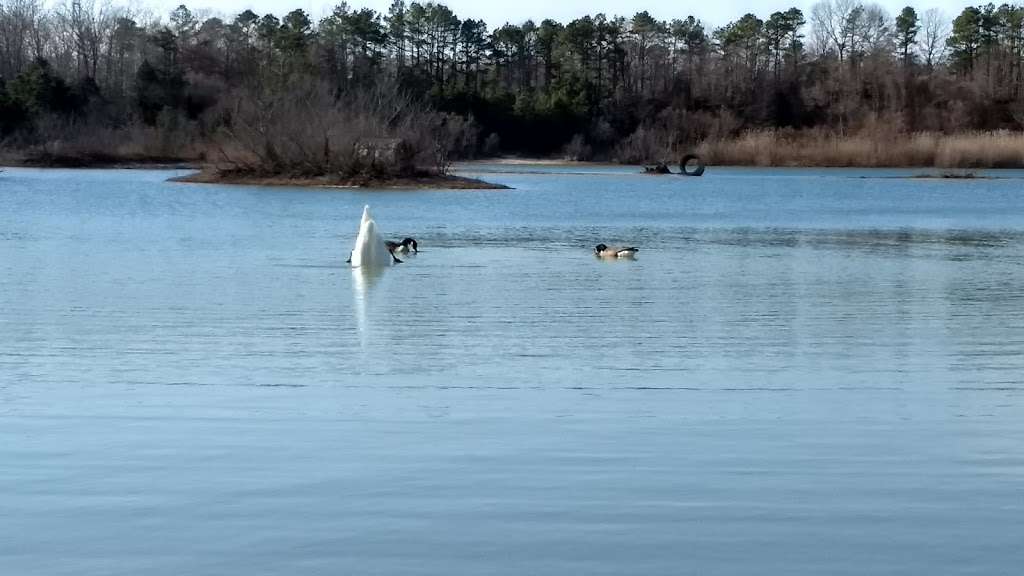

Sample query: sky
[153,0,967,28]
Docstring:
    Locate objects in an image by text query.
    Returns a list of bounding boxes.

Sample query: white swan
[349,205,400,268]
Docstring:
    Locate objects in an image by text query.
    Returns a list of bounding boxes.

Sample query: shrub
[563,134,592,161]
[208,79,472,178]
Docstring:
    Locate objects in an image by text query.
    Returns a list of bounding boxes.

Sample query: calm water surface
[2,165,1023,574]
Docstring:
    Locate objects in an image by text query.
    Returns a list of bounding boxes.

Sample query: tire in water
[680,154,705,176]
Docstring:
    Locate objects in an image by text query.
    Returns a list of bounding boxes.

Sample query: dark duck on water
[386,237,419,256]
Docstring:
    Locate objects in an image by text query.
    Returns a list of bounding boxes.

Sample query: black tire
[680,154,705,176]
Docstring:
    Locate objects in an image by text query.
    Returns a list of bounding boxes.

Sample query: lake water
[2,164,1023,574]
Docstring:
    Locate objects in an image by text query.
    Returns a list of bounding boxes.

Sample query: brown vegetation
[201,80,474,180]
[6,113,203,167]
[4,0,1024,171]
[693,129,1024,168]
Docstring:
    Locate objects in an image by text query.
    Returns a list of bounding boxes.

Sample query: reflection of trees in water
[942,263,1024,390]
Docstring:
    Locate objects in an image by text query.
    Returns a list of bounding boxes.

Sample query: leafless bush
[613,125,675,164]
[209,79,472,178]
[609,107,743,164]
[412,112,479,174]
[662,108,742,144]
[16,113,201,166]
[563,134,592,161]
[482,133,501,156]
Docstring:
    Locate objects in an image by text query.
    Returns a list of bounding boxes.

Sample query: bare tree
[0,0,46,76]
[920,8,949,70]
[857,4,892,58]
[811,0,859,63]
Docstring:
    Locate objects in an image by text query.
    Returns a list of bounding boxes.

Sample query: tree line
[2,0,1024,163]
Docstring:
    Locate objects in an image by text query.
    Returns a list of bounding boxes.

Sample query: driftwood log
[643,162,672,174]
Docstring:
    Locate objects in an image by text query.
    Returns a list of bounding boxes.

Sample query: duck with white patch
[347,205,403,267]
[594,243,638,258]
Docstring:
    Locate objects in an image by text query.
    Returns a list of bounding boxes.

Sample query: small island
[173,169,507,189]
[173,132,508,189]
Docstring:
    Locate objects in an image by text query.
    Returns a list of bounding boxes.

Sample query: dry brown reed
[695,129,1024,168]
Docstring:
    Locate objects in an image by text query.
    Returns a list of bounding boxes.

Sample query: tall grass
[696,129,1024,168]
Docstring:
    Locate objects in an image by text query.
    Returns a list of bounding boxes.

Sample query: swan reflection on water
[351,265,387,346]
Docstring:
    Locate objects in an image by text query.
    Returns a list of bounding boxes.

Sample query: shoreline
[0,153,507,188]
[171,169,509,190]
[5,156,1024,179]
[0,153,200,170]
[463,157,621,167]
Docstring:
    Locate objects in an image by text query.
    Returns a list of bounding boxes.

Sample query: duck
[594,243,638,258]
[386,237,418,255]
[348,205,403,267]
